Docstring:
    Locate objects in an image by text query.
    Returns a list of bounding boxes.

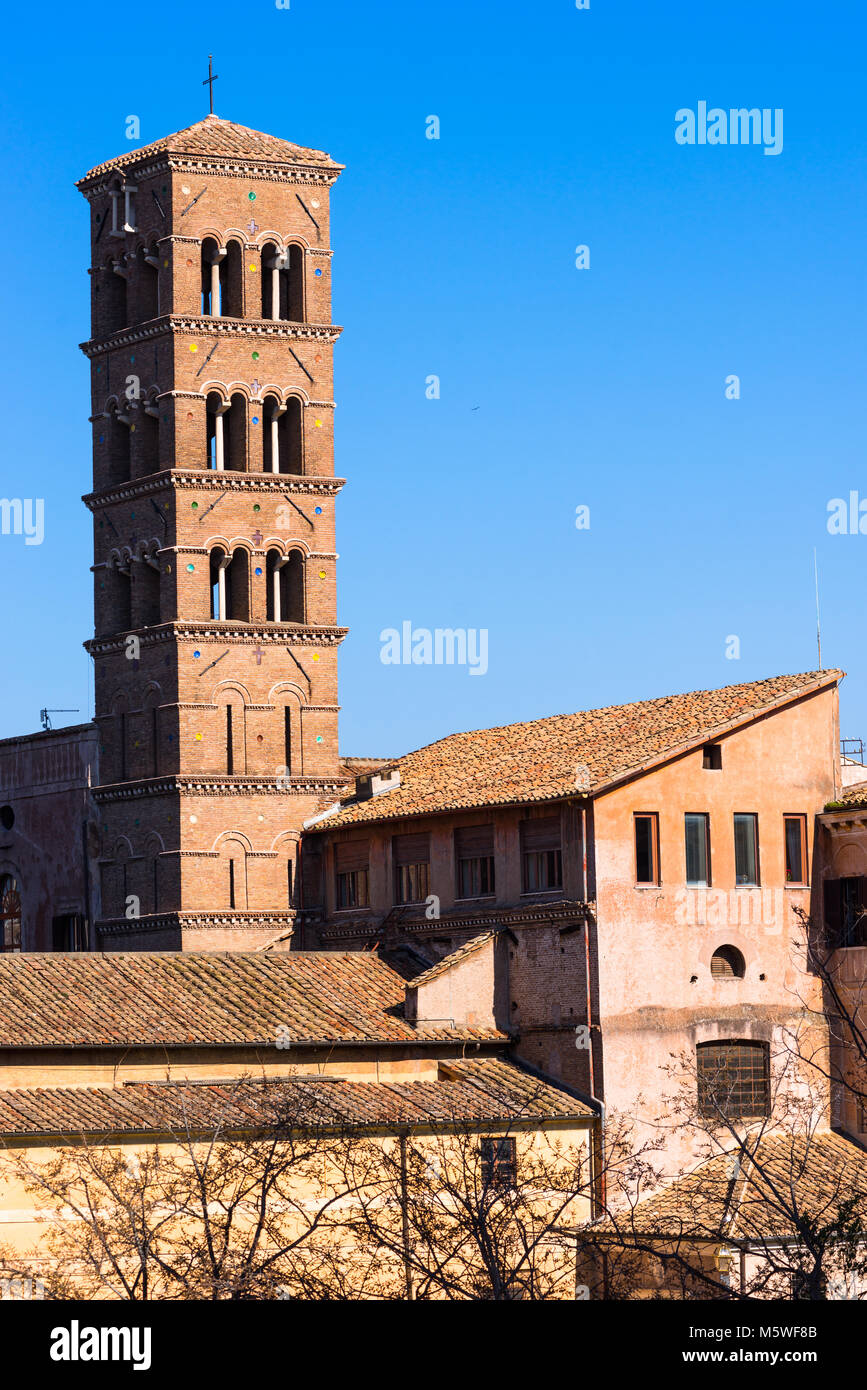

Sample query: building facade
[301,671,845,1175]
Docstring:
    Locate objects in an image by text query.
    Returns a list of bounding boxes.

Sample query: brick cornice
[93,773,351,803]
[81,315,342,357]
[85,622,348,656]
[95,909,298,936]
[317,899,595,941]
[80,156,340,197]
[83,471,344,510]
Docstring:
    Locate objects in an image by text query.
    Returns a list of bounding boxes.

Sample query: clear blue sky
[1,0,865,757]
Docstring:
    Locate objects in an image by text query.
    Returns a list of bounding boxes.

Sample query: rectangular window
[684,813,710,887]
[784,814,808,885]
[697,1041,770,1118]
[634,813,660,885]
[479,1136,517,1188]
[226,705,234,775]
[455,825,495,899]
[229,859,236,910]
[335,840,370,910]
[521,817,562,893]
[393,832,430,904]
[51,914,86,952]
[702,744,722,770]
[734,814,759,886]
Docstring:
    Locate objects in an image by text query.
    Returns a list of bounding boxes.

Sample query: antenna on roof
[813,547,822,672]
[202,54,219,115]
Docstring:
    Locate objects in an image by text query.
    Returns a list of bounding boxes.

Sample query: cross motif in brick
[254,645,264,665]
[251,528,263,545]
[248,218,259,234]
[251,379,260,393]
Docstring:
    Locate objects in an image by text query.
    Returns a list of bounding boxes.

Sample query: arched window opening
[225,549,250,621]
[266,550,304,623]
[224,393,248,472]
[710,945,746,979]
[210,547,229,620]
[262,243,304,322]
[104,257,128,333]
[137,245,159,321]
[219,840,247,910]
[283,550,305,623]
[206,392,227,470]
[286,244,304,321]
[201,237,225,316]
[221,240,243,319]
[111,556,132,631]
[136,547,161,627]
[108,404,132,484]
[0,874,22,953]
[139,399,160,475]
[263,396,303,475]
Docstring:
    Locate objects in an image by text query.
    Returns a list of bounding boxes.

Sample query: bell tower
[77,115,349,950]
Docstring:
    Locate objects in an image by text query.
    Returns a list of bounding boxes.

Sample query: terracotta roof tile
[319,671,842,828]
[0,953,506,1048]
[78,115,341,186]
[0,1060,591,1136]
[596,1130,867,1242]
[825,782,867,811]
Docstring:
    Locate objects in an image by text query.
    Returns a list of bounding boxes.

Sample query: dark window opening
[393,832,430,905]
[456,825,495,899]
[685,813,710,887]
[480,1136,517,1188]
[784,815,808,885]
[634,813,660,885]
[337,869,370,909]
[702,744,722,770]
[263,396,303,475]
[226,705,234,775]
[52,914,87,952]
[521,817,562,892]
[734,813,759,886]
[697,1040,770,1119]
[229,859,236,910]
[0,875,22,953]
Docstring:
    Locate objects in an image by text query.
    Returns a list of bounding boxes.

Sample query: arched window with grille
[0,874,22,953]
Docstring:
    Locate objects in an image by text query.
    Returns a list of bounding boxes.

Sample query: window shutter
[455,825,494,858]
[520,817,561,852]
[393,832,430,866]
[335,840,369,873]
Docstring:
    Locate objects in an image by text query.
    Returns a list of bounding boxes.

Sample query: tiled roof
[0,1060,592,1137]
[0,953,506,1048]
[320,671,842,827]
[410,933,498,989]
[596,1131,867,1242]
[825,782,867,811]
[78,115,341,186]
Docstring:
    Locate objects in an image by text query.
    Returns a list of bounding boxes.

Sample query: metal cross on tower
[202,55,219,115]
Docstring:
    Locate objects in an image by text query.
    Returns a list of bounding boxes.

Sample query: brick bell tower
[77,114,349,951]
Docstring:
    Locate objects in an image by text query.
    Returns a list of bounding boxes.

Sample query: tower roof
[77,114,343,189]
